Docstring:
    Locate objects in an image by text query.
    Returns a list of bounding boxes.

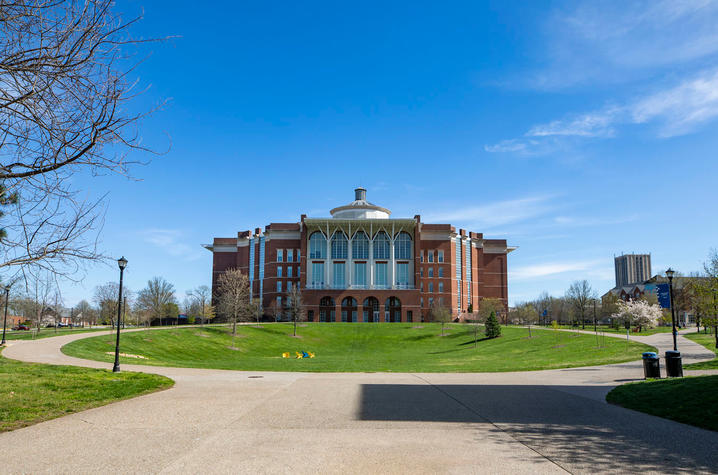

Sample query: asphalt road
[1,327,717,474]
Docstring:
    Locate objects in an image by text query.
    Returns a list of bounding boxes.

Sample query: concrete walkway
[1,329,717,474]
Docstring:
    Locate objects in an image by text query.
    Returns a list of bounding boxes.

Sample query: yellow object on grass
[308,352,315,358]
[282,352,290,358]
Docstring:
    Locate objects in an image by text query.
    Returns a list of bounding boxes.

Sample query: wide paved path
[2,328,717,474]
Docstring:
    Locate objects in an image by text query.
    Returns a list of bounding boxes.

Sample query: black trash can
[642,352,660,379]
[665,350,683,378]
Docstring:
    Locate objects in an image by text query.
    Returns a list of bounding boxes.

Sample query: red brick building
[205,188,515,322]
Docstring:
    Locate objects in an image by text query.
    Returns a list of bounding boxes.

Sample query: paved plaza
[2,329,717,474]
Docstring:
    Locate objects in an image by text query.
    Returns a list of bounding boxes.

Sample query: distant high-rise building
[614,254,651,287]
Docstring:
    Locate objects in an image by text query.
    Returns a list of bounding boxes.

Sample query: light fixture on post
[1,283,11,346]
[665,268,677,351]
[112,256,128,373]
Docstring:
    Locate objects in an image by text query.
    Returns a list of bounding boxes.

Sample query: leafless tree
[478,298,504,324]
[0,1,168,279]
[136,276,176,327]
[430,297,451,337]
[187,285,214,325]
[215,269,251,342]
[287,285,305,337]
[93,281,118,326]
[566,280,596,329]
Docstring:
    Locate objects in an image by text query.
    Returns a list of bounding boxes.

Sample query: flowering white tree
[612,300,662,331]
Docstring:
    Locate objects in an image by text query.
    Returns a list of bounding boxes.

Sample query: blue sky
[61,0,718,306]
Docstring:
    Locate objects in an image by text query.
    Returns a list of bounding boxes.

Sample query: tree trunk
[293,314,297,337]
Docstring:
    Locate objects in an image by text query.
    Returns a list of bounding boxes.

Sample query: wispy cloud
[423,195,558,230]
[525,0,718,89]
[486,68,718,154]
[510,259,603,280]
[141,229,204,261]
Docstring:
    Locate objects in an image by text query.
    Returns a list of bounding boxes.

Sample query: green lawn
[607,375,718,432]
[546,324,676,336]
[1,327,108,341]
[62,323,654,373]
[0,351,173,432]
[684,331,718,369]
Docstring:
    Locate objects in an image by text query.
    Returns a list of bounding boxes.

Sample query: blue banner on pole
[656,283,671,308]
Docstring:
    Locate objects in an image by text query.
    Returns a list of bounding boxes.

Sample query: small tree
[478,298,504,324]
[251,299,263,327]
[430,298,451,336]
[187,285,214,326]
[566,280,596,329]
[485,311,501,339]
[287,285,305,337]
[612,299,662,332]
[216,269,251,343]
[136,277,176,327]
[512,302,538,338]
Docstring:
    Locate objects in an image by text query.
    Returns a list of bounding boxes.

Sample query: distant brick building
[205,188,515,322]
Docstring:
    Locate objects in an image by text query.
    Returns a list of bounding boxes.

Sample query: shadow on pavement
[358,383,718,473]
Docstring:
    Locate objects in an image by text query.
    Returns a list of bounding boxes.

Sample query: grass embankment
[607,375,718,432]
[0,351,173,432]
[2,327,107,341]
[63,323,654,373]
[549,325,676,336]
[684,332,718,369]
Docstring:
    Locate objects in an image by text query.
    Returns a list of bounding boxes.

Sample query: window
[420,267,424,277]
[420,297,424,307]
[277,249,283,262]
[352,232,369,259]
[428,251,434,263]
[276,296,282,309]
[394,232,412,260]
[420,251,424,263]
[309,232,326,259]
[287,281,292,292]
[287,249,293,262]
[296,249,300,262]
[429,297,434,307]
[439,282,444,293]
[375,262,387,287]
[428,267,434,277]
[277,281,282,293]
[277,266,283,277]
[259,236,265,299]
[373,232,390,259]
[420,282,424,292]
[287,266,292,278]
[311,262,324,287]
[438,267,444,278]
[438,250,444,263]
[396,263,409,286]
[248,238,255,287]
[331,232,348,259]
[333,262,345,288]
[455,237,462,280]
[354,262,366,286]
[429,282,434,293]
[464,240,472,282]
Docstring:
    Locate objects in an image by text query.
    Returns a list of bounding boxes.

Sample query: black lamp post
[666,268,677,351]
[112,256,128,373]
[1,283,11,346]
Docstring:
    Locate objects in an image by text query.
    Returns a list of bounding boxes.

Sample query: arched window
[309,232,326,259]
[385,297,402,323]
[319,296,335,323]
[341,297,357,322]
[394,232,412,260]
[363,297,380,323]
[331,232,348,259]
[373,231,390,259]
[352,232,369,259]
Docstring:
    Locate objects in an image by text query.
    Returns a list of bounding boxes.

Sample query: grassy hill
[62,323,654,372]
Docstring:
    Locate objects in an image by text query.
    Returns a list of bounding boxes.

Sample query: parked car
[57,322,69,328]
[13,324,30,331]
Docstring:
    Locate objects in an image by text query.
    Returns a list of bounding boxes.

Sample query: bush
[485,311,501,339]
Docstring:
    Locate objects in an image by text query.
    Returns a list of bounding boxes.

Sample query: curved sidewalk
[1,329,717,474]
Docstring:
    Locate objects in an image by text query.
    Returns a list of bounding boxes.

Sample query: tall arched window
[394,232,412,260]
[352,232,369,259]
[373,231,390,259]
[331,232,348,259]
[309,232,326,259]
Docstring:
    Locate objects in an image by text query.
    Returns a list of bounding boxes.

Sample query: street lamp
[666,268,677,351]
[1,283,11,346]
[112,256,128,373]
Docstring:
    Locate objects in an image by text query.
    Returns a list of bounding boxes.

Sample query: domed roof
[330,188,391,219]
